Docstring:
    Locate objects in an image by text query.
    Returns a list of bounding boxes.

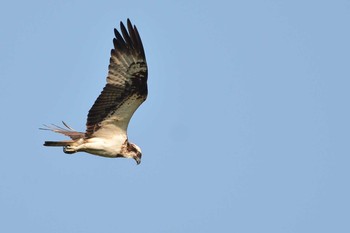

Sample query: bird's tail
[41,122,85,154]
[43,140,74,147]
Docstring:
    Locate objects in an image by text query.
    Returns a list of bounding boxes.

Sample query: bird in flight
[41,19,148,165]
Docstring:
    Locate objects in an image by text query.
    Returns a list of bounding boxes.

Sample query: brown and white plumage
[42,19,148,164]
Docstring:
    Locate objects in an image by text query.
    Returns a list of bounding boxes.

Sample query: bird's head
[129,143,142,165]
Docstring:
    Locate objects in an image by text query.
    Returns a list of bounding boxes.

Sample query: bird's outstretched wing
[85,19,148,138]
[40,121,85,140]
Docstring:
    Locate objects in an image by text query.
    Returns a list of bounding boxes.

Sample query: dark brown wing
[85,19,148,137]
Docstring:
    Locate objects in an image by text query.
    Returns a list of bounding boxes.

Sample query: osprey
[41,19,148,165]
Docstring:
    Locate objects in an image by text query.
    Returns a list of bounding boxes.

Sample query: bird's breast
[82,134,127,157]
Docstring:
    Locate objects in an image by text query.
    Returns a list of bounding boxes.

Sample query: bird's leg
[63,145,77,154]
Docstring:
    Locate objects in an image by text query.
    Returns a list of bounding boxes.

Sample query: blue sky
[1,0,350,232]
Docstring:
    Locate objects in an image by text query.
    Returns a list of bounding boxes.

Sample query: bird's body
[41,19,147,165]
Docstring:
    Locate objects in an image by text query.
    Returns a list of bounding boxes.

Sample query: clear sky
[1,0,349,232]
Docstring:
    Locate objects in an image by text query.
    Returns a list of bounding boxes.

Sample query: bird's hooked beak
[134,153,142,165]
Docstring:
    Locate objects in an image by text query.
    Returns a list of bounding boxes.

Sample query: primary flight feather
[41,19,148,165]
